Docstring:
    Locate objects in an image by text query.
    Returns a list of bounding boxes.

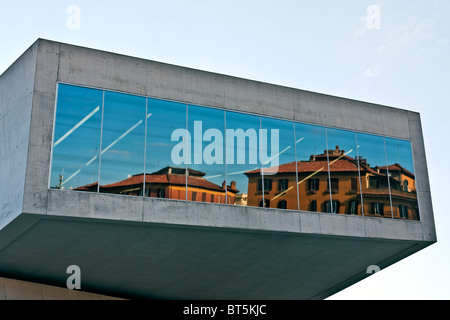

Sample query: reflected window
[157,188,166,199]
[259,199,270,208]
[351,178,358,192]
[309,200,317,212]
[307,179,319,193]
[399,205,409,219]
[325,200,340,214]
[278,179,289,192]
[327,178,339,193]
[257,178,272,192]
[277,200,287,209]
[372,202,384,216]
[402,179,409,192]
[348,200,358,215]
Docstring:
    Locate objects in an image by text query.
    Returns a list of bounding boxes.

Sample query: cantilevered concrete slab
[0,39,436,299]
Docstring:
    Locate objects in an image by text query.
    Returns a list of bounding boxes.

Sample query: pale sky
[1,0,449,300]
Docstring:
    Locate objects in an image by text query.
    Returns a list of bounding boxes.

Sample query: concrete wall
[0,43,37,230]
[17,38,435,243]
[22,40,59,217]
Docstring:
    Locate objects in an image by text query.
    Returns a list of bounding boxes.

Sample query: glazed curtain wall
[50,83,420,220]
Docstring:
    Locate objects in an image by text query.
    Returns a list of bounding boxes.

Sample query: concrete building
[0,39,436,300]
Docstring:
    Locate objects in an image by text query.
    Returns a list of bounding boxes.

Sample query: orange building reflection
[244,146,419,220]
[74,147,418,220]
[75,166,239,204]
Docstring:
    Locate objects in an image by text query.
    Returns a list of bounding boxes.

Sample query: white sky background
[0,0,449,299]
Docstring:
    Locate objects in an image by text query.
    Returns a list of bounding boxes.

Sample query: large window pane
[50,84,103,191]
[99,91,146,196]
[226,111,261,207]
[384,137,419,220]
[294,123,329,213]
[260,117,297,210]
[325,128,359,215]
[356,133,392,218]
[145,98,187,200]
[187,105,227,204]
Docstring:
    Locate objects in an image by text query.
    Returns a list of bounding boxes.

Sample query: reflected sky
[385,137,415,174]
[50,84,103,190]
[99,91,146,187]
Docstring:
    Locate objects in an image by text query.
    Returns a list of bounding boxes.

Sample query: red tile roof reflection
[245,145,389,176]
[379,163,415,178]
[102,174,230,193]
[245,157,371,175]
[74,182,98,191]
[76,167,238,193]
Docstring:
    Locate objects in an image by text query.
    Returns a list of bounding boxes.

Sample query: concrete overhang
[0,192,433,300]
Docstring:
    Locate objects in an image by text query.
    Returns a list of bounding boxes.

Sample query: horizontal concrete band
[46,189,425,242]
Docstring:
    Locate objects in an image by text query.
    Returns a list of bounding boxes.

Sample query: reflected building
[75,166,239,204]
[245,146,419,220]
[234,193,248,206]
[0,39,436,300]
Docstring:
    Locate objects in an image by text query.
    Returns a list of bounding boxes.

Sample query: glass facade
[50,83,420,220]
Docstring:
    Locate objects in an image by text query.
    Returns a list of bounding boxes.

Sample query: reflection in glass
[325,128,359,215]
[145,99,187,200]
[384,138,419,220]
[259,117,298,210]
[187,105,230,204]
[50,84,420,220]
[226,111,261,207]
[99,91,147,196]
[294,123,329,213]
[356,133,392,218]
[50,84,103,191]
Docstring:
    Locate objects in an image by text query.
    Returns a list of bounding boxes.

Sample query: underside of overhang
[0,213,429,300]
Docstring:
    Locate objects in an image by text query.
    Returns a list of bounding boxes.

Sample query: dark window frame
[372,202,384,216]
[325,200,340,213]
[327,178,339,193]
[399,205,409,219]
[278,179,289,192]
[277,200,287,209]
[257,178,273,192]
[309,200,317,212]
[348,199,358,215]
[307,178,320,192]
